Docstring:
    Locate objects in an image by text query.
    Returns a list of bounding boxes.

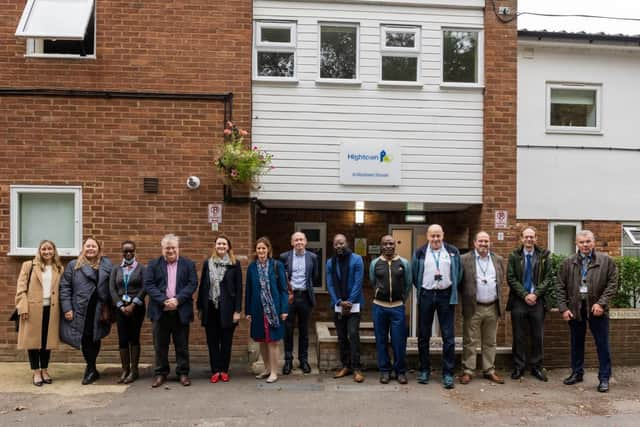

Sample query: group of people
[14,225,618,393]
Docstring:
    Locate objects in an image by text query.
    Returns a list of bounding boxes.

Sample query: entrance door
[390,225,427,337]
[294,222,327,292]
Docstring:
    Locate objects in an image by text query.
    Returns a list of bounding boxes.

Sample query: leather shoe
[531,367,548,382]
[32,374,44,387]
[597,379,609,392]
[459,373,472,385]
[563,372,584,385]
[81,369,100,385]
[397,373,408,385]
[353,370,365,383]
[511,368,524,380]
[282,360,292,375]
[179,375,191,386]
[151,375,166,388]
[300,360,312,374]
[380,372,390,384]
[334,367,352,378]
[484,372,505,384]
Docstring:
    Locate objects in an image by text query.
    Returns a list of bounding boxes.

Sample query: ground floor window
[549,222,581,256]
[10,185,82,256]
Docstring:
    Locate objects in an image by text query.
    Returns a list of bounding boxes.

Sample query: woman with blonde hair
[245,237,288,383]
[15,240,63,386]
[60,237,113,385]
[197,235,243,383]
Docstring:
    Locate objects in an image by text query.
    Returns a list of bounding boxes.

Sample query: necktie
[524,254,533,293]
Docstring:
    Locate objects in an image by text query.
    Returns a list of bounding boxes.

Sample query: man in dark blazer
[459,231,505,385]
[144,233,198,388]
[279,231,319,374]
[506,226,554,382]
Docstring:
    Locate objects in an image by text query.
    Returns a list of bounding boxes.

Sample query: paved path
[1,363,639,426]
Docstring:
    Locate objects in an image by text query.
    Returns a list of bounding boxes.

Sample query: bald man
[412,224,462,389]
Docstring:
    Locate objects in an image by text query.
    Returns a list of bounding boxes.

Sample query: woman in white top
[15,240,63,386]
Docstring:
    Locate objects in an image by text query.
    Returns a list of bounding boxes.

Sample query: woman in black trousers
[109,240,146,383]
[197,235,242,383]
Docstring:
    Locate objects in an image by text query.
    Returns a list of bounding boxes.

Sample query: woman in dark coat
[109,240,146,384]
[245,236,288,383]
[59,236,113,385]
[197,235,242,383]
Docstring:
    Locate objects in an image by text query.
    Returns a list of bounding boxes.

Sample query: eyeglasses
[122,249,135,254]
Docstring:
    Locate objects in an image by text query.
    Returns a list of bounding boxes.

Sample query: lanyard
[431,249,441,271]
[476,255,490,278]
[122,266,132,293]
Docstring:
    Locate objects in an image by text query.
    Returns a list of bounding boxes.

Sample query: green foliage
[215,122,272,185]
[612,256,640,308]
[546,253,567,308]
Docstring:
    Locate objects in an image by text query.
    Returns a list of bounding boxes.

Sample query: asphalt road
[1,364,639,426]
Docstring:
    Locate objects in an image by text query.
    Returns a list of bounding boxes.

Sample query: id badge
[122,294,132,304]
[434,273,443,281]
[580,279,588,294]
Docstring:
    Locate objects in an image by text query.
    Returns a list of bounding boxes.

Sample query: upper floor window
[254,21,296,80]
[442,29,483,86]
[16,0,96,58]
[547,83,602,133]
[319,23,359,81]
[10,185,83,257]
[380,26,420,83]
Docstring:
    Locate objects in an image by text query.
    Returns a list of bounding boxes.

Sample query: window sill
[9,249,80,257]
[253,78,299,84]
[25,53,96,60]
[440,82,484,89]
[315,79,362,86]
[545,128,603,136]
[377,81,423,88]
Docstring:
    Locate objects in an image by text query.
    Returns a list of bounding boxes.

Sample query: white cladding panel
[517,43,640,220]
[253,0,484,205]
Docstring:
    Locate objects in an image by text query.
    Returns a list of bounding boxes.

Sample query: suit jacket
[506,245,554,311]
[196,259,243,329]
[326,253,364,308]
[459,251,505,318]
[144,256,197,325]
[279,250,319,307]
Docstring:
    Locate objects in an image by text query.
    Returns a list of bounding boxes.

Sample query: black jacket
[196,259,243,329]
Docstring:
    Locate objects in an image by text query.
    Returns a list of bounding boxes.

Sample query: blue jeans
[418,288,455,377]
[372,304,407,375]
[569,306,611,380]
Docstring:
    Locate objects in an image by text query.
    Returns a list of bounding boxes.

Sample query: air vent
[143,177,159,193]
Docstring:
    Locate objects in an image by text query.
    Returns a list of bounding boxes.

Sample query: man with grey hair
[144,234,198,388]
[557,230,618,392]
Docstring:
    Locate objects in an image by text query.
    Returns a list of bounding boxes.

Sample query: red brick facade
[0,0,253,362]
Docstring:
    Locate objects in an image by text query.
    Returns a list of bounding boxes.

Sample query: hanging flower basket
[215,121,273,186]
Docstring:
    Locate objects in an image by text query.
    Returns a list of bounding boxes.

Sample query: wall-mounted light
[355,201,365,210]
[355,210,365,225]
[405,214,426,223]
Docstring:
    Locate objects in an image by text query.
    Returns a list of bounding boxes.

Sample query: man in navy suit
[279,232,319,375]
[144,234,197,388]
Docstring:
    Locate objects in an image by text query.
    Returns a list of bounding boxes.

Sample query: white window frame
[253,21,297,81]
[317,22,360,84]
[379,25,421,86]
[440,27,484,88]
[9,185,83,257]
[546,83,602,134]
[623,226,640,245]
[294,222,327,292]
[548,221,582,255]
[19,0,97,59]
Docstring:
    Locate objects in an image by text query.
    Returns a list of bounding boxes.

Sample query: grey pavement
[1,363,639,426]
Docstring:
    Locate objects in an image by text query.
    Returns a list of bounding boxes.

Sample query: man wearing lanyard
[557,230,618,392]
[412,224,462,389]
[459,232,505,385]
[506,226,554,381]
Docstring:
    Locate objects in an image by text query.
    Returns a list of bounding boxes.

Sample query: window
[16,0,96,58]
[549,222,582,256]
[623,226,640,257]
[254,21,296,80]
[294,222,327,292]
[380,26,420,83]
[319,23,358,81]
[10,186,82,256]
[547,83,601,133]
[442,29,483,85]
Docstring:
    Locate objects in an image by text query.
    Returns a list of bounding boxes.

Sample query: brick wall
[0,0,253,364]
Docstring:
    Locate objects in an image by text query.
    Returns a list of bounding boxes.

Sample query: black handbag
[9,262,34,332]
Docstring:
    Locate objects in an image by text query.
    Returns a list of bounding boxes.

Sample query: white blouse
[42,265,52,307]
